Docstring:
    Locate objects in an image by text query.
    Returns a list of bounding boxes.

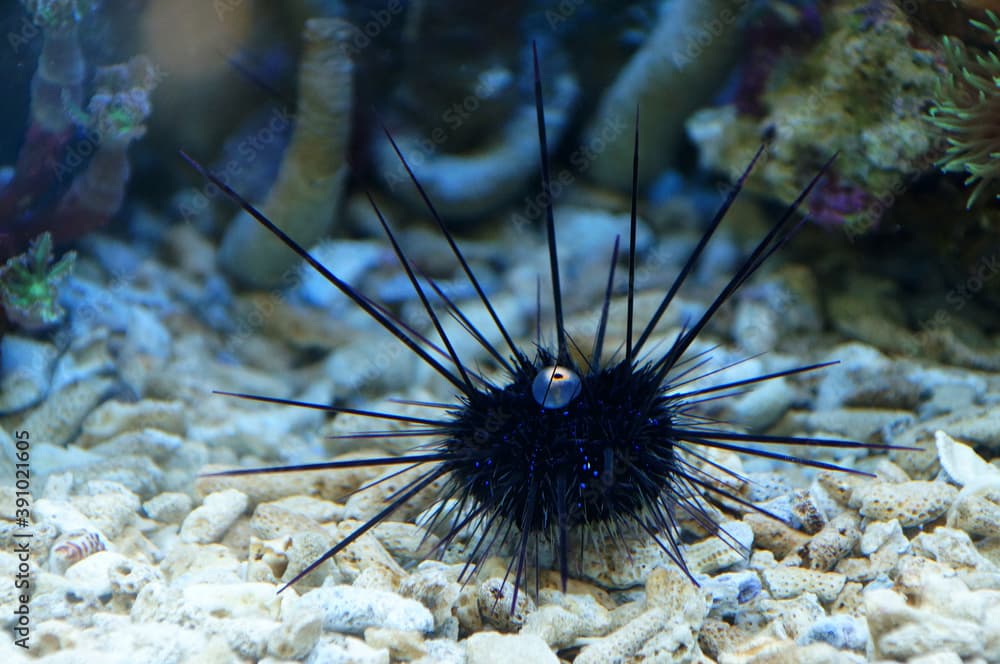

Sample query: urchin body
[445,355,682,534]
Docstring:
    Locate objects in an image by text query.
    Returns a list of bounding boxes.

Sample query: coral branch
[47,55,157,241]
[582,0,748,190]
[0,0,94,240]
[372,68,579,221]
[218,18,354,288]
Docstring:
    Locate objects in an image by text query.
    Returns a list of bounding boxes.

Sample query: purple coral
[0,1,156,260]
[806,173,874,229]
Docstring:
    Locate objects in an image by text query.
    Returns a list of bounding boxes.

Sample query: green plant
[0,232,76,330]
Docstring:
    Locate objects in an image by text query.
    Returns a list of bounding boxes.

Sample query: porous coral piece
[297,584,434,635]
[910,527,1000,573]
[329,519,406,583]
[520,590,613,649]
[464,632,557,664]
[362,627,428,661]
[267,594,322,659]
[246,503,336,587]
[17,375,116,446]
[574,566,710,663]
[866,557,1000,661]
[789,489,827,535]
[761,565,847,603]
[282,531,340,589]
[371,521,438,562]
[741,512,810,559]
[398,561,463,632]
[73,481,141,540]
[797,513,861,572]
[851,480,958,527]
[249,502,327,539]
[949,483,1000,538]
[836,519,908,583]
[196,462,355,506]
[180,489,249,544]
[219,18,354,288]
[80,398,187,440]
[683,521,754,575]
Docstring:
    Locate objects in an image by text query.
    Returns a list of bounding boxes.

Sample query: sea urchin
[181,45,900,610]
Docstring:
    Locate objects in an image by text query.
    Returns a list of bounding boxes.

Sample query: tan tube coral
[373,70,579,221]
[582,0,747,190]
[219,18,354,288]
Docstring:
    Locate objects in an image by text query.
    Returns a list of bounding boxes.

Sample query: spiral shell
[50,529,107,572]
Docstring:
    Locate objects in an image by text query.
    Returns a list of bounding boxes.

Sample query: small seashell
[49,529,107,573]
[478,577,536,632]
[798,513,861,571]
[248,534,292,581]
[936,429,1000,489]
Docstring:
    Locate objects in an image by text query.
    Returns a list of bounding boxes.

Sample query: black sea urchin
[181,45,898,609]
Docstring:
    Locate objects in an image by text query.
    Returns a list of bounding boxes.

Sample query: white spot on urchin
[532,365,581,409]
